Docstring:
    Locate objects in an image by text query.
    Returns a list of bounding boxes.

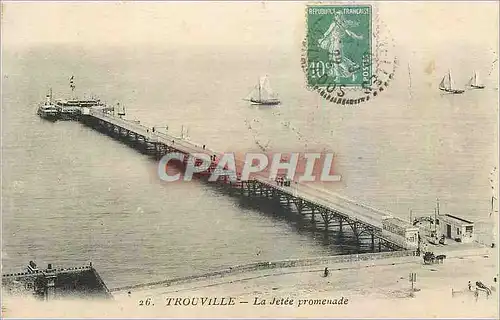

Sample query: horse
[423,252,435,264]
[435,254,447,263]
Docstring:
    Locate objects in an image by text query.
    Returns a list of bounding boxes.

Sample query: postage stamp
[301,3,398,106]
[306,5,372,88]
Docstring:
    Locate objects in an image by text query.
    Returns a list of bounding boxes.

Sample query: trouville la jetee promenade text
[138,296,349,308]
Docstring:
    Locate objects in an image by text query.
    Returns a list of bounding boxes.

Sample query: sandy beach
[3,245,498,318]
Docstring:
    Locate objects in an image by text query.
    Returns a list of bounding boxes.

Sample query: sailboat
[467,71,485,89]
[244,76,281,105]
[439,70,464,94]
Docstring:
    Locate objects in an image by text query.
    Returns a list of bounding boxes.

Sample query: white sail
[439,76,447,90]
[245,76,280,103]
[245,83,261,101]
[468,71,484,88]
[439,70,464,93]
[259,76,278,100]
[448,71,455,90]
[439,71,453,90]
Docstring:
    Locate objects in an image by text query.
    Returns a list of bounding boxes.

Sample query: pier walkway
[81,108,408,252]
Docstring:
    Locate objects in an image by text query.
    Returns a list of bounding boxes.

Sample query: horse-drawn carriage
[423,251,446,264]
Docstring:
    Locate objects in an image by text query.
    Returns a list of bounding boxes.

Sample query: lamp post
[180,125,189,140]
[409,272,417,292]
[435,198,439,235]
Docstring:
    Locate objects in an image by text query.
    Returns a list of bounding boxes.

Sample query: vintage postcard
[1,0,499,318]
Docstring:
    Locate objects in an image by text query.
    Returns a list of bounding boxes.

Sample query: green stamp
[307,5,372,88]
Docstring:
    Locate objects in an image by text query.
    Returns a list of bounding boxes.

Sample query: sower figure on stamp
[318,11,363,82]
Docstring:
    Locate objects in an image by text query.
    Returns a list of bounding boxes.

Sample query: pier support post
[320,209,331,231]
[44,264,56,301]
[371,233,375,252]
[349,221,361,251]
[295,199,303,214]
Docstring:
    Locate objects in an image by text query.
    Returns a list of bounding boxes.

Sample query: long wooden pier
[78,108,409,253]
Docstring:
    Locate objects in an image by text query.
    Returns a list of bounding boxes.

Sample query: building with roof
[436,214,475,243]
[381,216,420,250]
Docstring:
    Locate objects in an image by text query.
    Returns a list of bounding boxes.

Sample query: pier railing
[254,177,383,228]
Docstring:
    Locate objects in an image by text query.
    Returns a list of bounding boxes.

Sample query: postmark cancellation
[302,2,398,105]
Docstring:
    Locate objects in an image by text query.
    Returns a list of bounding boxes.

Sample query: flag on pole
[70,76,75,91]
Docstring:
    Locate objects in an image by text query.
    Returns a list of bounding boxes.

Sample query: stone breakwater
[2,264,112,299]
[110,250,415,292]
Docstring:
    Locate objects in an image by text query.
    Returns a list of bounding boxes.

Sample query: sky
[1,1,303,48]
[1,1,498,52]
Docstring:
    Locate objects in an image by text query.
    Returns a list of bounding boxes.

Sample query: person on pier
[276,176,282,186]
